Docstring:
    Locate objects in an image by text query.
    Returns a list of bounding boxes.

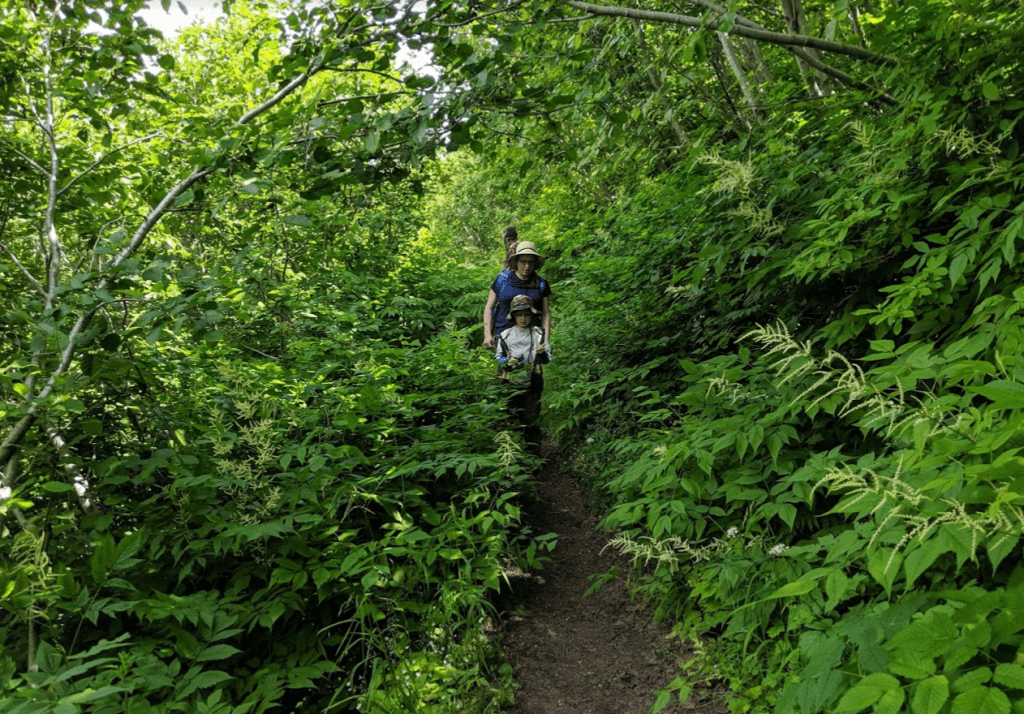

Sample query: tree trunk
[719,32,764,126]
[780,0,832,96]
[741,38,775,86]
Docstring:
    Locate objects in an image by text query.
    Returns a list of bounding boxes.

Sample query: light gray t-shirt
[495,326,551,367]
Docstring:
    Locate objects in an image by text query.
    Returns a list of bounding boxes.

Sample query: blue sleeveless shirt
[490,269,551,334]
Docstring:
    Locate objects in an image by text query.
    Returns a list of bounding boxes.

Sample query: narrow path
[496,440,727,714]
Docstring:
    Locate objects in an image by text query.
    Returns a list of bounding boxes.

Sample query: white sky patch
[137,0,224,39]
[135,1,435,74]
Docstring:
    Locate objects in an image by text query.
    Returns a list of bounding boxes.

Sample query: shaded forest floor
[494,440,729,714]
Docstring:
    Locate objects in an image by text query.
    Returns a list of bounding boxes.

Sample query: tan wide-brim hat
[511,241,545,269]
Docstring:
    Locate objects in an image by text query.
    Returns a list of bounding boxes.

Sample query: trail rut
[495,440,728,714]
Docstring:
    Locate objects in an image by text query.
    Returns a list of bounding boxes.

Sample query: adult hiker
[501,226,519,269]
[482,241,551,350]
[495,295,551,455]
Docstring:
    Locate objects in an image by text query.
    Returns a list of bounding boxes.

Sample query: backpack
[497,328,544,389]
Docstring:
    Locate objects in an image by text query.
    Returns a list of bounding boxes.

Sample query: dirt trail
[495,441,727,714]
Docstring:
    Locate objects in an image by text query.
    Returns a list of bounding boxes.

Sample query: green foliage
[421,0,1024,710]
[5,0,1024,710]
[0,3,543,711]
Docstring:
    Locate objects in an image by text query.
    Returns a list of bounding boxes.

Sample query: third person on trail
[482,241,551,350]
[501,226,519,270]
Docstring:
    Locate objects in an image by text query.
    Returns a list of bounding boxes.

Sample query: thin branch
[0,238,47,298]
[57,133,163,197]
[5,146,50,177]
[431,0,531,27]
[238,71,311,125]
[786,45,897,105]
[318,67,406,84]
[564,0,897,65]
[540,14,599,23]
[744,1,785,19]
[317,92,410,108]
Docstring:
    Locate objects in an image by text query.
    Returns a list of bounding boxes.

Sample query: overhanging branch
[564,0,897,65]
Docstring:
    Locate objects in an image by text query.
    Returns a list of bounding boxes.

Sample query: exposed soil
[495,440,728,714]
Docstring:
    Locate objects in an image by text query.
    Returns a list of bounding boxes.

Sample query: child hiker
[495,295,551,456]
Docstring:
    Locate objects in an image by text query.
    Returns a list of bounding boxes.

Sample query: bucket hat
[511,241,545,269]
[507,294,540,320]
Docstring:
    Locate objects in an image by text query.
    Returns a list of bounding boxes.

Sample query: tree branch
[564,0,897,65]
[430,0,531,27]
[318,67,406,84]
[318,92,409,108]
[0,238,47,298]
[0,59,330,471]
[57,133,163,197]
[4,145,50,177]
[43,421,94,513]
[786,45,897,105]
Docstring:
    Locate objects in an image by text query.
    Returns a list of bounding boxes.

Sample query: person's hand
[483,335,494,349]
[536,343,547,355]
[507,357,519,367]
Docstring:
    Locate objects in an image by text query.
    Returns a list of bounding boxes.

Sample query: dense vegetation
[3,0,1024,712]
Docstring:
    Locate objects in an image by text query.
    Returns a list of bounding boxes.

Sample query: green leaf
[91,535,115,584]
[174,190,194,207]
[875,687,906,714]
[994,664,1024,690]
[825,568,848,610]
[768,578,817,599]
[969,380,1024,409]
[951,686,1010,714]
[913,676,949,714]
[158,54,175,71]
[177,669,234,698]
[57,686,125,706]
[364,131,380,153]
[835,673,900,712]
[987,533,1019,572]
[196,644,242,662]
[904,539,946,589]
[100,333,121,351]
[868,548,903,593]
[983,83,1000,101]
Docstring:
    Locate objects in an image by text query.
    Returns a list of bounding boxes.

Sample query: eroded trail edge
[495,441,727,714]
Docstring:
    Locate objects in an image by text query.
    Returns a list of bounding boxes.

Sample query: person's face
[516,256,536,277]
[514,310,532,328]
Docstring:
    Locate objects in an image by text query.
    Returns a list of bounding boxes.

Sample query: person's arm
[483,289,497,348]
[542,296,551,341]
[535,327,551,364]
